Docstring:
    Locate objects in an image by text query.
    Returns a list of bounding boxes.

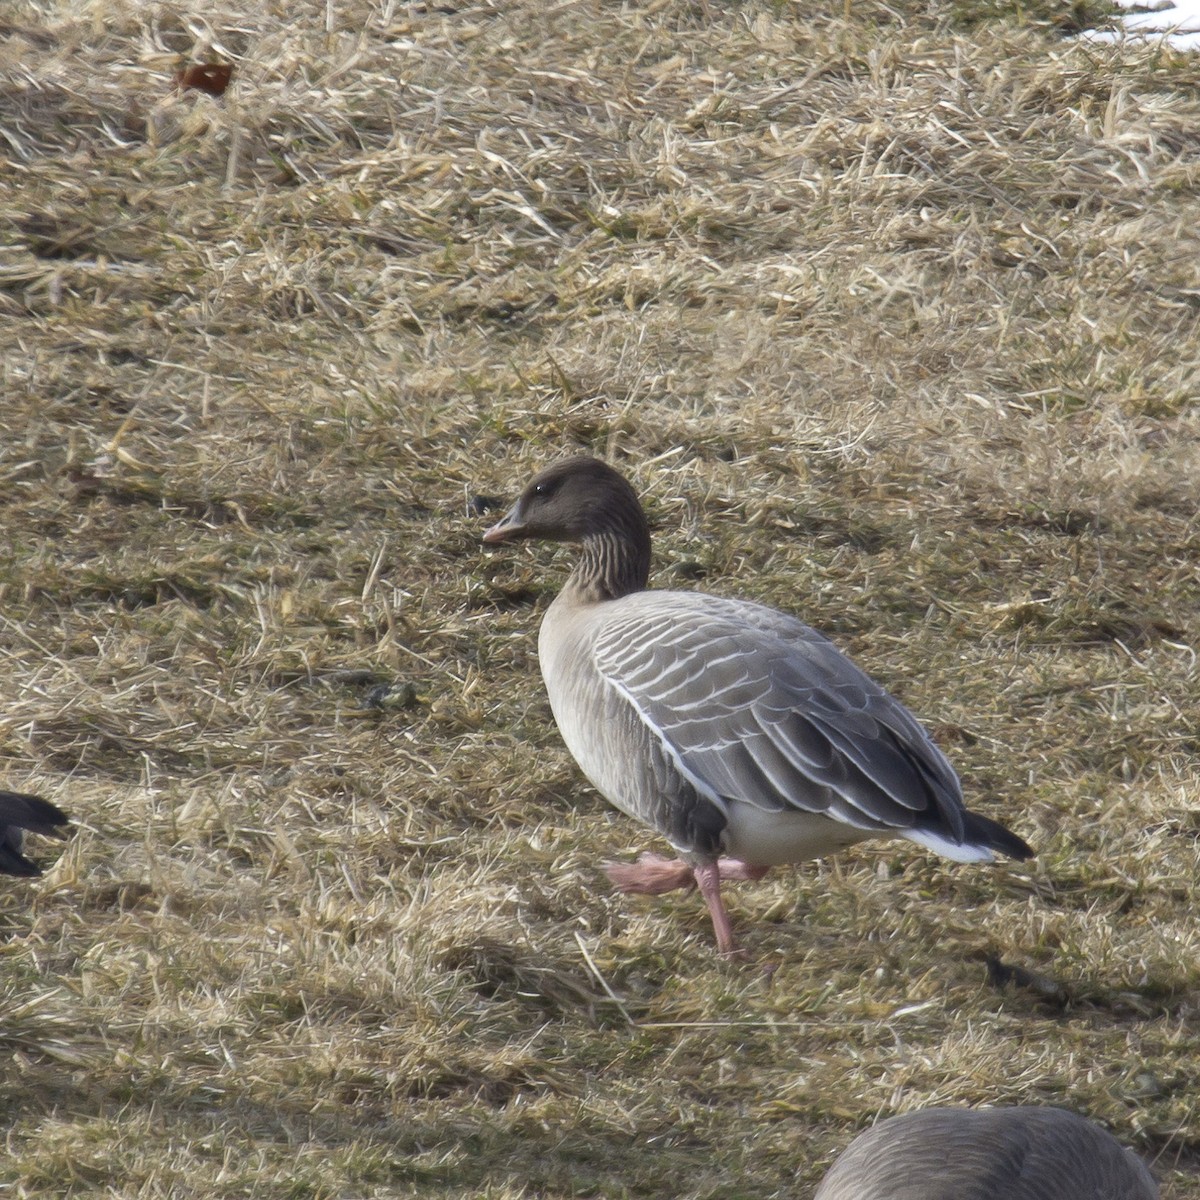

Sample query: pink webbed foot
[604,853,696,895]
[714,858,770,884]
[603,854,771,895]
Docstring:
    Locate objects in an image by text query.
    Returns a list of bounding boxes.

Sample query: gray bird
[0,791,71,877]
[483,457,1032,955]
[814,1107,1158,1200]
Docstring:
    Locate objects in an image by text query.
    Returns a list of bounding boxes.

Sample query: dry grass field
[3,0,1200,1195]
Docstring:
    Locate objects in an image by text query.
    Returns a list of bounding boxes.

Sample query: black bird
[0,791,71,877]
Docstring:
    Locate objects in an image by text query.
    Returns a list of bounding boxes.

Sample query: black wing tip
[965,811,1035,861]
[1003,835,1036,862]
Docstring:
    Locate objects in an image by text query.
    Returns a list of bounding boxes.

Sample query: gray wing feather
[593,594,967,840]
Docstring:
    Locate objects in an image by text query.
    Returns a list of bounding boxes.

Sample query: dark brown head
[482,457,651,599]
[482,457,642,544]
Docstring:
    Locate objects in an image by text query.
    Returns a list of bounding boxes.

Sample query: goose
[814,1106,1158,1199]
[483,457,1033,956]
[0,791,71,877]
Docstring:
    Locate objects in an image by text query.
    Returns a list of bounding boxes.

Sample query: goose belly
[721,801,878,866]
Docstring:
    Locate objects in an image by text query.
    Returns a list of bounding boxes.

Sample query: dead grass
[2,0,1200,1195]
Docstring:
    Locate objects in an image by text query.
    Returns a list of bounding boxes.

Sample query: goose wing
[592,594,967,841]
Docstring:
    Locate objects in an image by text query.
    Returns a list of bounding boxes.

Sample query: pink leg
[693,861,742,958]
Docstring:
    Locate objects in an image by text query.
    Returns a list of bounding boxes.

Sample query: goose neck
[566,525,650,603]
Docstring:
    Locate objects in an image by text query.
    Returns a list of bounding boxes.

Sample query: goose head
[482,457,652,601]
[482,457,642,544]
